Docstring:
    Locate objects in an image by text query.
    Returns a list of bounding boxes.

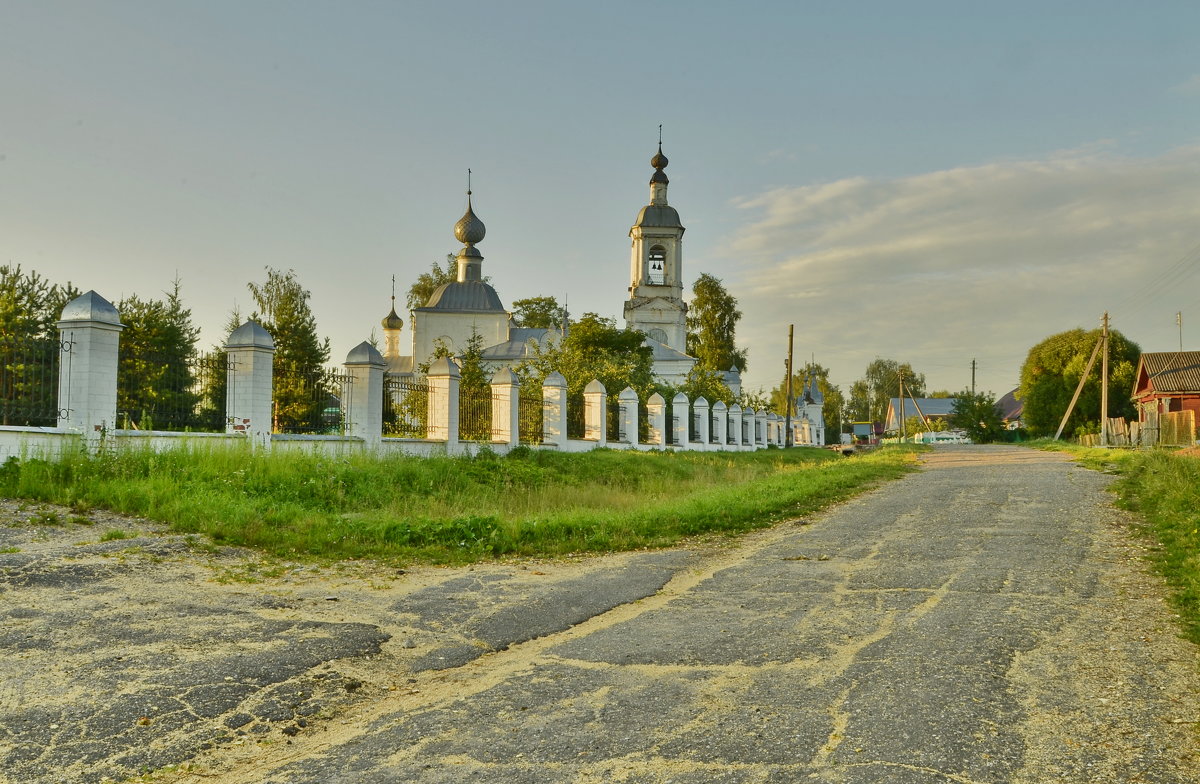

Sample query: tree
[1017,327,1140,437]
[686,273,748,373]
[511,296,567,329]
[246,268,332,433]
[851,358,926,426]
[952,390,1005,443]
[518,313,654,400]
[116,281,201,430]
[0,265,79,425]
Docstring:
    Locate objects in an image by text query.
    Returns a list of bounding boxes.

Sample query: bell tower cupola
[623,128,689,354]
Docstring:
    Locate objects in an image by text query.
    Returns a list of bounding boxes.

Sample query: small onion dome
[381,303,403,330]
[650,143,668,170]
[454,195,486,246]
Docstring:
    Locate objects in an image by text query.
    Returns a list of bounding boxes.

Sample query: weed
[0,546,19,554]
[100,529,131,542]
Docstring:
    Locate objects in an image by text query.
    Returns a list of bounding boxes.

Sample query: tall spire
[454,169,486,282]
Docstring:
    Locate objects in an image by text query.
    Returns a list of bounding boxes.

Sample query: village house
[1131,350,1200,421]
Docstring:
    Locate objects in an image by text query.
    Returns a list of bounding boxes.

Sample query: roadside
[2,445,1199,783]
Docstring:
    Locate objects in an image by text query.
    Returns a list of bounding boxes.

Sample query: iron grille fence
[607,395,623,442]
[383,377,429,438]
[711,410,722,443]
[0,336,63,427]
[272,361,351,435]
[665,399,678,445]
[518,391,543,444]
[459,385,495,442]
[638,401,652,444]
[117,348,228,432]
[566,392,584,439]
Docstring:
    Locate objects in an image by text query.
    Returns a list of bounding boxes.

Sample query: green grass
[1033,439,1200,645]
[0,443,922,563]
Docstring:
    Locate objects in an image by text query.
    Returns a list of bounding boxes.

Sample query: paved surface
[2,445,1198,783]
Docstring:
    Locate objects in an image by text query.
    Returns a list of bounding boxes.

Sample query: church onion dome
[381,303,404,331]
[650,142,669,184]
[454,195,486,246]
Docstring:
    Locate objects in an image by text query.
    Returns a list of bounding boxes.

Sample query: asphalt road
[2,445,1198,783]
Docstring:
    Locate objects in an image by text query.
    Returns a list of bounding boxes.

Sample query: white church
[377,140,823,442]
[379,142,710,386]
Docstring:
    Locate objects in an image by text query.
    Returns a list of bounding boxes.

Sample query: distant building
[996,389,1024,430]
[1131,351,1200,421]
[884,397,958,432]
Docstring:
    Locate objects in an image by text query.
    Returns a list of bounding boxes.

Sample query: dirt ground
[2,445,1198,783]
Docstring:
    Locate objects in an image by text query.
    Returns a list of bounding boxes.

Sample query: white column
[56,291,124,449]
[343,341,386,449]
[693,396,710,448]
[618,386,639,446]
[728,404,743,446]
[646,392,667,447]
[756,410,769,448]
[583,379,607,445]
[490,368,520,447]
[426,356,459,446]
[672,392,690,448]
[712,400,728,447]
[542,371,567,447]
[225,320,275,449]
[743,408,756,449]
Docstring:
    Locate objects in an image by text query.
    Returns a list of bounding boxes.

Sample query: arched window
[648,245,666,284]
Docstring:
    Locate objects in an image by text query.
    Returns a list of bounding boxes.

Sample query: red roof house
[1131,351,1200,421]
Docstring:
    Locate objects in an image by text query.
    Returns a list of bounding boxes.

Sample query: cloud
[1170,73,1200,95]
[722,146,1200,397]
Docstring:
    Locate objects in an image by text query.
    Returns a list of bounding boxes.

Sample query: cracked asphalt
[2,445,1198,783]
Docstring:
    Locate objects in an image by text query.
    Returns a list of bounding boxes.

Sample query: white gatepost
[728,404,743,446]
[743,408,756,449]
[712,400,728,447]
[427,357,459,446]
[583,379,606,445]
[542,371,567,447]
[490,368,520,447]
[617,386,639,447]
[756,410,769,448]
[766,413,778,446]
[343,341,386,449]
[225,320,275,449]
[693,397,710,448]
[56,291,124,449]
[672,392,690,448]
[646,392,666,447]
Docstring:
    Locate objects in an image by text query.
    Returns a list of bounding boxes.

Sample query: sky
[2,1,1198,400]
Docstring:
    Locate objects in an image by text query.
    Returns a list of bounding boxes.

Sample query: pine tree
[116,280,200,430]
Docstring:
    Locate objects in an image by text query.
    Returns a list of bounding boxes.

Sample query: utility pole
[971,359,976,397]
[898,368,906,441]
[1100,311,1110,447]
[784,324,794,448]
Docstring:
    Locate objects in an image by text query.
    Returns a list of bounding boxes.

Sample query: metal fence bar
[566,393,584,440]
[383,377,429,438]
[518,392,543,445]
[115,348,228,432]
[0,337,63,427]
[271,362,351,435]
[459,386,496,442]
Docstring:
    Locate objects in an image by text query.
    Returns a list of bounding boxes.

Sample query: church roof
[633,204,683,229]
[643,336,694,362]
[419,280,506,313]
[480,328,556,361]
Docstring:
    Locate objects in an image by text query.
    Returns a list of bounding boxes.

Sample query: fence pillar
[542,371,568,447]
[56,291,124,449]
[343,341,386,449]
[694,397,710,448]
[617,386,639,446]
[490,368,520,447]
[427,357,459,446]
[225,320,275,449]
[646,392,667,447]
[584,379,607,445]
[728,404,743,446]
[743,408,756,449]
[671,392,690,448]
[756,410,768,448]
[712,400,728,447]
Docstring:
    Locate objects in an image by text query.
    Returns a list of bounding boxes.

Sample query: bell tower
[623,134,688,352]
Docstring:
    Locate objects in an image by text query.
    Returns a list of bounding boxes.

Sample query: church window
[648,327,668,343]
[648,246,666,284]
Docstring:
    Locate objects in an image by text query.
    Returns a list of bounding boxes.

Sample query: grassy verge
[0,444,921,563]
[1032,439,1200,645]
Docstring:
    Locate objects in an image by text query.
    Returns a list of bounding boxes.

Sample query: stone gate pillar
[225,320,275,449]
[56,291,124,450]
